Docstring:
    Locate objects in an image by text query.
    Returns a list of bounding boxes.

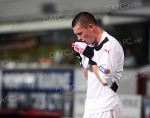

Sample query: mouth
[78,39,86,43]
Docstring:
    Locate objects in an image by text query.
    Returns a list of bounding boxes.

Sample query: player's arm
[81,48,109,84]
[91,65,107,86]
[72,42,109,85]
[72,43,89,81]
[82,45,107,85]
[92,45,121,92]
[89,46,114,86]
[110,45,124,92]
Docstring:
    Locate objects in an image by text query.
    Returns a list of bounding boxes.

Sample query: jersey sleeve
[112,44,124,84]
[80,54,90,69]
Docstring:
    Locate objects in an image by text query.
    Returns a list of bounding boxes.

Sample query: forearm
[83,68,88,80]
[91,65,107,86]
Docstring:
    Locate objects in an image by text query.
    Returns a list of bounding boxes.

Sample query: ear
[88,24,94,32]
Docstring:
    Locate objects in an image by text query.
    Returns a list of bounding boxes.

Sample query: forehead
[73,23,85,34]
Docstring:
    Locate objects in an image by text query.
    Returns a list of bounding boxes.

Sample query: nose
[77,36,82,41]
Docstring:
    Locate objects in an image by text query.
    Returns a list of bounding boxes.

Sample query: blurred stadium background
[0,0,150,118]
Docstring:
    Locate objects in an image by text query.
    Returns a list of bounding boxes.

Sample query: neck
[94,27,103,46]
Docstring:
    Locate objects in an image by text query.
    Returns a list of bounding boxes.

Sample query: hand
[72,48,83,65]
[72,42,96,67]
[111,82,118,92]
[72,42,94,59]
[73,49,81,59]
[72,43,82,63]
[72,42,85,54]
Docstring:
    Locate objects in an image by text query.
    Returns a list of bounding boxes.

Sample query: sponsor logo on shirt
[98,65,110,74]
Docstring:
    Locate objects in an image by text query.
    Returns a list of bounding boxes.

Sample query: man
[72,12,124,118]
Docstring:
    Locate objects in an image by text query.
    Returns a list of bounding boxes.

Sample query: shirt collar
[91,31,107,47]
[98,31,107,46]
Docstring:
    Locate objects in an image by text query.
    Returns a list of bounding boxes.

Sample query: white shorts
[83,101,122,118]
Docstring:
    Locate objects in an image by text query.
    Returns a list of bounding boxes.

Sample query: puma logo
[104,49,111,53]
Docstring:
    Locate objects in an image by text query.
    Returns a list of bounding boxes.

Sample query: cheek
[84,32,90,38]
[83,30,93,40]
[86,34,94,40]
[90,33,95,39]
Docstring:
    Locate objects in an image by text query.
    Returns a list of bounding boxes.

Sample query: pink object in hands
[72,42,87,54]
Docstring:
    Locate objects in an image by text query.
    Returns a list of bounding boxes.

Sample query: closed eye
[77,32,82,36]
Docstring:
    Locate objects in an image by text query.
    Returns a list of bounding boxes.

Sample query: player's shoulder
[105,31,122,48]
[105,32,117,43]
